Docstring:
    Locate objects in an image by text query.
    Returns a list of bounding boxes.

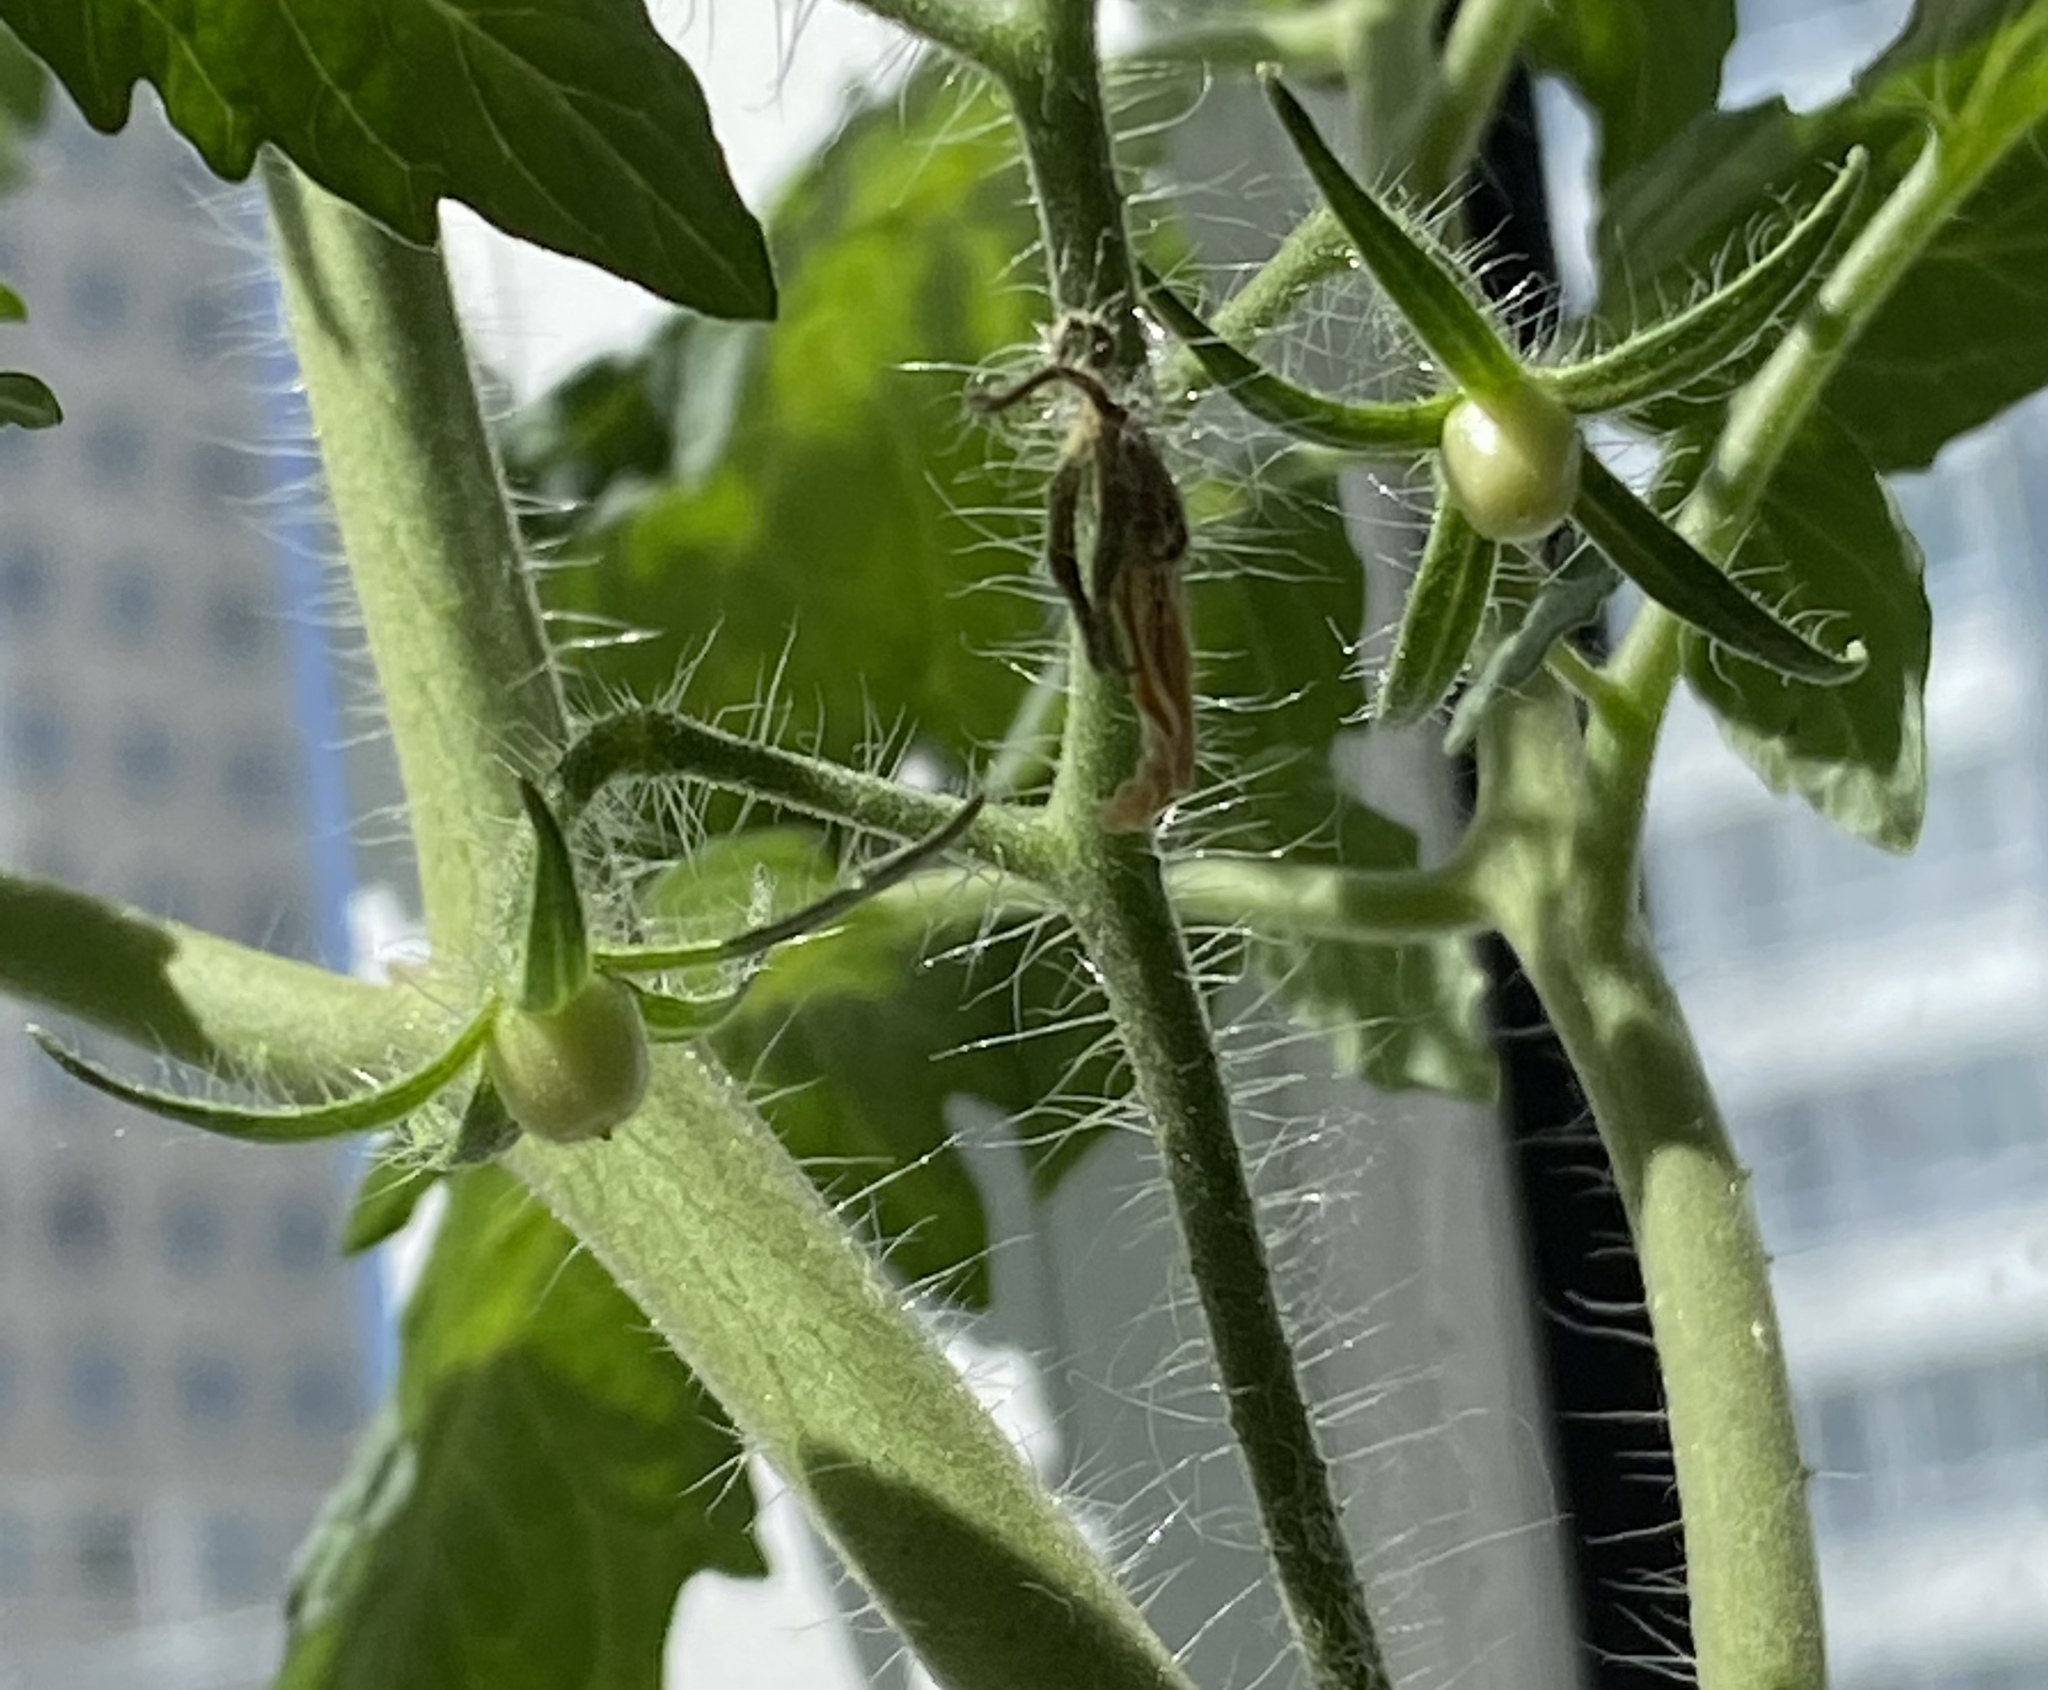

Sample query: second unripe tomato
[1439,384,1583,545]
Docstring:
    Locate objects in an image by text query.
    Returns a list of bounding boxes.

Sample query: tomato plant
[0,2,2041,1689]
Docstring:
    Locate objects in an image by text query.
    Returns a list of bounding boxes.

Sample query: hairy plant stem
[264,160,1193,1690]
[843,0,1036,80]
[1509,100,2048,1690]
[559,708,1058,880]
[266,157,565,958]
[1014,6,1393,1689]
[1475,677,1821,1690]
[0,869,441,1089]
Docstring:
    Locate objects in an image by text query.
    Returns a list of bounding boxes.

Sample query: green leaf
[279,1164,763,1690]
[517,781,587,1015]
[1529,0,1736,187]
[0,283,24,322]
[341,1147,440,1254]
[1573,452,1863,682]
[1596,0,2048,471]
[1683,416,1929,849]
[2,0,774,318]
[1262,72,1524,400]
[30,1007,493,1143]
[1377,497,1496,727]
[1823,0,2048,468]
[0,369,58,427]
[1142,269,1451,453]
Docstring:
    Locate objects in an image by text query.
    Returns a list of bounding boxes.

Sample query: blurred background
[1,2,2044,1689]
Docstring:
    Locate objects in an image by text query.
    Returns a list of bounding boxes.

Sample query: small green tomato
[1439,383,1583,545]
[486,976,650,1145]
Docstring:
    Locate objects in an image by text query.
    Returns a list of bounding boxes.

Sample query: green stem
[512,1052,1195,1690]
[265,160,565,960]
[1484,684,1823,1690]
[839,0,1036,80]
[1159,207,1353,401]
[1127,1,1351,78]
[0,871,439,1089]
[1005,9,1146,369]
[1610,94,2047,730]
[1172,853,1490,943]
[1543,640,1643,739]
[1509,906,1820,1690]
[1015,8,1394,1689]
[268,157,1189,1690]
[1064,867,1393,1690]
[557,708,1057,881]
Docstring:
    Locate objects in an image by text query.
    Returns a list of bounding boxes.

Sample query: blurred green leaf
[279,1164,762,1690]
[516,77,1046,768]
[1530,0,1735,187]
[1,0,773,317]
[1597,0,2048,470]
[1683,415,1929,850]
[341,1148,439,1255]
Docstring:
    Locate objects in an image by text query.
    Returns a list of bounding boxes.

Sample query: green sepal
[1444,544,1620,754]
[1572,452,1862,683]
[1142,268,1450,452]
[629,980,753,1043]
[0,371,59,428]
[341,1148,441,1255]
[449,1073,522,1164]
[1544,149,1868,416]
[29,1007,495,1144]
[1377,495,1496,726]
[517,780,589,1014]
[594,794,985,977]
[1263,72,1524,401]
[0,284,25,323]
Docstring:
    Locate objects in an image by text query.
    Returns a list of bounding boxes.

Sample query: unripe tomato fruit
[1439,384,1583,545]
[486,976,650,1144]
